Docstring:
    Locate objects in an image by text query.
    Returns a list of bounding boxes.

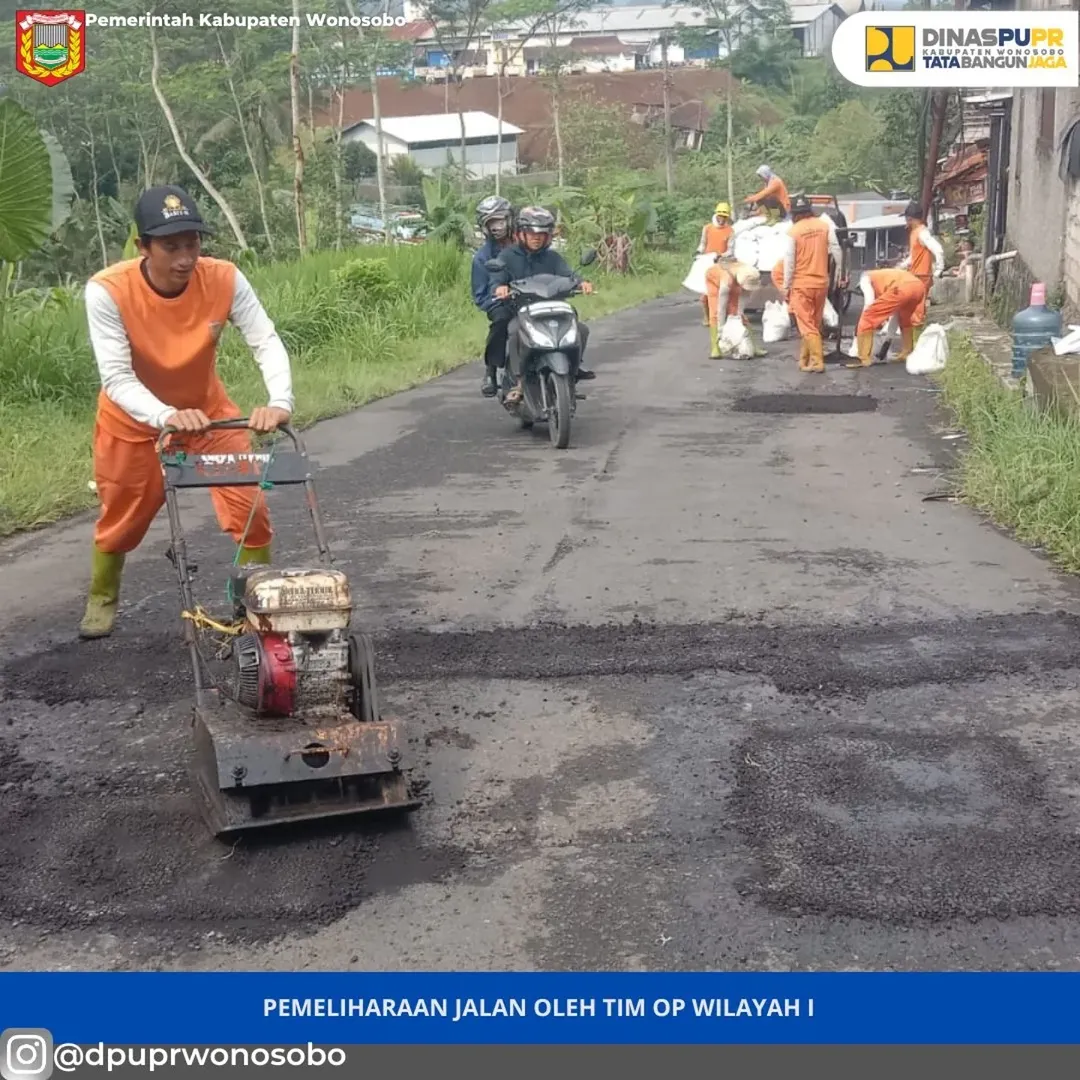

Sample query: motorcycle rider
[491,206,595,405]
[471,195,517,398]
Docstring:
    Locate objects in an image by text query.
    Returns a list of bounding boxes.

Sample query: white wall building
[341,111,523,178]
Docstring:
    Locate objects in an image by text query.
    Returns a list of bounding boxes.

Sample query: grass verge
[0,245,684,537]
[936,332,1080,573]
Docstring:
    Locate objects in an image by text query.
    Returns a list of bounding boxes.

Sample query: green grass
[0,245,684,536]
[936,332,1080,574]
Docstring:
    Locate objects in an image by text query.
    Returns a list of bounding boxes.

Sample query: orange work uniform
[785,216,831,337]
[857,268,924,334]
[747,176,791,215]
[705,262,744,328]
[90,257,272,555]
[906,223,935,327]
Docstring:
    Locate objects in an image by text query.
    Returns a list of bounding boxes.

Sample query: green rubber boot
[709,323,722,359]
[236,543,272,566]
[79,546,125,639]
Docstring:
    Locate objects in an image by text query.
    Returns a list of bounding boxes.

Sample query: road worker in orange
[79,185,295,640]
[745,166,791,224]
[696,202,735,324]
[705,257,765,359]
[898,201,944,336]
[779,193,842,373]
[848,267,925,367]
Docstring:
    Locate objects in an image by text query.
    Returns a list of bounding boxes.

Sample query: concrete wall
[1002,0,1080,310]
[409,137,520,178]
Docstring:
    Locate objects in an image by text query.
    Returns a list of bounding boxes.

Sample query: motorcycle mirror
[580,248,597,267]
[485,258,503,272]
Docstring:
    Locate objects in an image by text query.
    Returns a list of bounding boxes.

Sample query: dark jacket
[471,237,504,312]
[490,243,578,287]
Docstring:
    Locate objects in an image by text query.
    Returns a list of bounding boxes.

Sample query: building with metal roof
[341,111,524,178]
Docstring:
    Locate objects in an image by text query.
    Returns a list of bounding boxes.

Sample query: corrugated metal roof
[789,4,836,23]
[505,4,719,36]
[346,111,524,142]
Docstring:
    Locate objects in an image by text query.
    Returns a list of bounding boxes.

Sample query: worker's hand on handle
[248,405,291,433]
[163,408,212,433]
[494,284,510,300]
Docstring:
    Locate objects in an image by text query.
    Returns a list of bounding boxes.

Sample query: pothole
[732,393,879,414]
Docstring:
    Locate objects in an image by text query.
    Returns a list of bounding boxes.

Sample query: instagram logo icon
[0,1031,53,1080]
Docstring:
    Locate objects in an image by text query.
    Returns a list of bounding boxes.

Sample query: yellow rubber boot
[236,543,272,566]
[79,546,125,639]
[894,327,915,362]
[709,323,722,359]
[805,334,825,373]
[846,332,875,368]
[797,339,810,370]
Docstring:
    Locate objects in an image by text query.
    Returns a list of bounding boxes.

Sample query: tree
[484,0,588,194]
[148,23,249,249]
[289,0,308,253]
[684,0,792,206]
[536,8,584,187]
[414,0,495,189]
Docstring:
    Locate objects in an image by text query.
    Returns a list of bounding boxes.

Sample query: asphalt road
[4,292,1080,972]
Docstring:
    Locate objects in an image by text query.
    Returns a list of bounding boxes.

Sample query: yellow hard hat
[714,202,732,218]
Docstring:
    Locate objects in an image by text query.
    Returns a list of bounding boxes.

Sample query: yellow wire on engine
[181,606,246,637]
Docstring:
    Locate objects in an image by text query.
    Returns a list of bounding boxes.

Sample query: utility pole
[661,34,674,195]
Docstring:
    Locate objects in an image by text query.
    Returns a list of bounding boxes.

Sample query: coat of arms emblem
[15,10,85,86]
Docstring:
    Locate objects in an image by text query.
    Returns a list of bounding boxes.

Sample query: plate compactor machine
[158,418,421,840]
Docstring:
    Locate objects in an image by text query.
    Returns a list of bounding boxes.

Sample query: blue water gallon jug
[1012,282,1062,378]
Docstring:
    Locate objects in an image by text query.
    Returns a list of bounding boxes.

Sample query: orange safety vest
[702,222,733,255]
[907,224,933,281]
[91,257,238,442]
[787,217,831,290]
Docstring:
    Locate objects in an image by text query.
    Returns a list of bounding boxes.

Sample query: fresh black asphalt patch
[732,393,879,414]
[731,726,1080,923]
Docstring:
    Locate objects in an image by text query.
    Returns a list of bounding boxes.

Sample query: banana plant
[0,98,76,319]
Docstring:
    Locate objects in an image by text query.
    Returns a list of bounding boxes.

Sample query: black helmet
[516,205,556,236]
[903,200,925,222]
[790,192,812,217]
[476,195,513,239]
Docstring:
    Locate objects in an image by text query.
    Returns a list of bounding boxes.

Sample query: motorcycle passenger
[471,195,516,398]
[491,206,595,405]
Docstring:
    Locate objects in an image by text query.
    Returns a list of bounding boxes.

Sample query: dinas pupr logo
[866,26,915,72]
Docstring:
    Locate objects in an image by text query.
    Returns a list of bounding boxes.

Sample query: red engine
[231,630,351,719]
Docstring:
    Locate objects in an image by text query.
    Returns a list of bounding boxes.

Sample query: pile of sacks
[731,216,792,275]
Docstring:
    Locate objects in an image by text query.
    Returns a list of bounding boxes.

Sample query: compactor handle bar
[155,417,302,455]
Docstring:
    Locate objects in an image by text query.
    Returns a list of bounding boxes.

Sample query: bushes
[0,243,684,537]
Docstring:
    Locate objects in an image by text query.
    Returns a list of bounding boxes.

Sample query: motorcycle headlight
[560,321,578,345]
[520,315,555,348]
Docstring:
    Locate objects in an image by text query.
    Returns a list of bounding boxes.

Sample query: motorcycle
[484,248,597,450]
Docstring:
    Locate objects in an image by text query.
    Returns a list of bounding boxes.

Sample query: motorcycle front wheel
[547,371,573,449]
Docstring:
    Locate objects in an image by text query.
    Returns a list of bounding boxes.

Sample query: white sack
[822,298,838,328]
[682,253,715,295]
[720,314,754,359]
[732,217,765,238]
[1051,325,1080,356]
[762,300,791,344]
[733,233,760,267]
[906,323,949,375]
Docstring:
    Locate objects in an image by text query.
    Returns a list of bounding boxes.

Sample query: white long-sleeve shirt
[898,225,945,278]
[85,268,294,430]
